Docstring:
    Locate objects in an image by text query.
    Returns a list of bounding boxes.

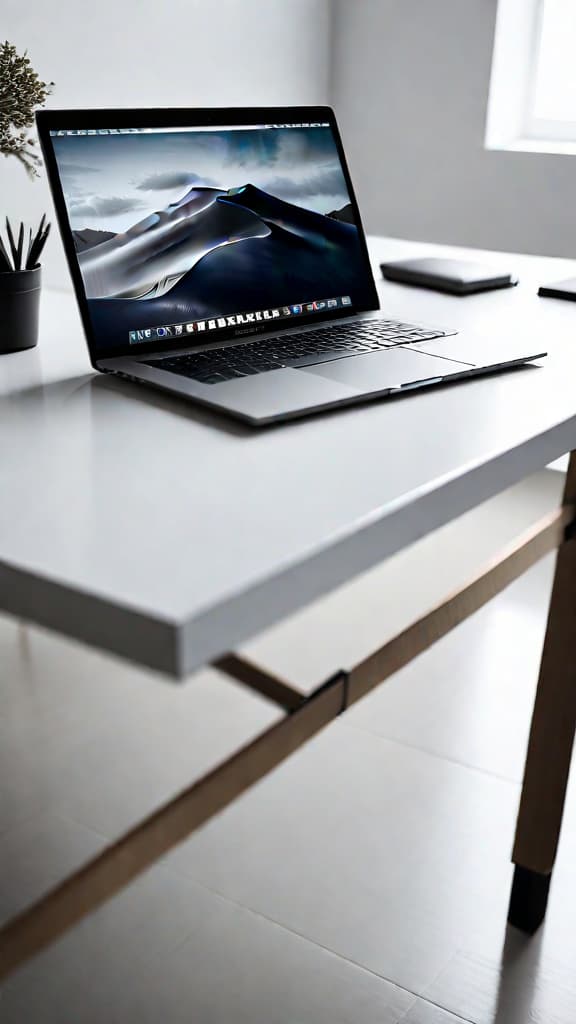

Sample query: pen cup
[0,265,42,354]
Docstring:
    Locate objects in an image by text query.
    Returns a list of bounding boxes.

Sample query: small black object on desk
[380,257,519,295]
[538,277,576,301]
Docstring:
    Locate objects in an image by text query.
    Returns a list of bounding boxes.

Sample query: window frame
[486,0,576,153]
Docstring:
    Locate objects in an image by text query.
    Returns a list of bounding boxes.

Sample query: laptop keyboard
[145,319,452,385]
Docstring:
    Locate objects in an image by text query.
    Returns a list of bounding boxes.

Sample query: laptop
[37,106,546,426]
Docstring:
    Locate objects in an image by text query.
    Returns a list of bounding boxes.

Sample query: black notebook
[381,257,518,295]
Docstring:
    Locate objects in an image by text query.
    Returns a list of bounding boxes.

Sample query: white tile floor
[1,469,575,1023]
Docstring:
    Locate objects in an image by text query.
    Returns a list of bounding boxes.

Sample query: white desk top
[2,236,576,678]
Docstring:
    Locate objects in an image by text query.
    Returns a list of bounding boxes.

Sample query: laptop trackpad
[300,348,467,392]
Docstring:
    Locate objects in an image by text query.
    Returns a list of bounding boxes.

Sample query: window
[486,0,576,153]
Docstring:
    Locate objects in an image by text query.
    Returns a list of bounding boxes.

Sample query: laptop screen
[48,119,376,357]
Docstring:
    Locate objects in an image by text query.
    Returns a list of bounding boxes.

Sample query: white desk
[2,236,576,975]
[2,236,576,677]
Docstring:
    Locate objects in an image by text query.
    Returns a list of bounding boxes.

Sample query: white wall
[2,0,331,289]
[331,0,576,258]
[7,0,571,289]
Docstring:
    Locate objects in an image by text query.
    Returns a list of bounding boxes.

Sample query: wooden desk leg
[508,452,576,933]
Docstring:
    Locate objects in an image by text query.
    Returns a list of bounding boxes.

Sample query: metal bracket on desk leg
[311,669,350,716]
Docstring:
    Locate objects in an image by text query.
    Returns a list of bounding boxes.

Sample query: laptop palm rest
[300,347,470,393]
[411,334,546,367]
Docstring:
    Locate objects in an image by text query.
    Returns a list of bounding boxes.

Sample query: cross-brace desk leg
[1,470,575,979]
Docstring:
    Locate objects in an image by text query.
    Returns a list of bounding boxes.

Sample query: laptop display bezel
[36,105,380,367]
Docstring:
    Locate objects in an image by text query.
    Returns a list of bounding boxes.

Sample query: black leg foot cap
[508,865,551,934]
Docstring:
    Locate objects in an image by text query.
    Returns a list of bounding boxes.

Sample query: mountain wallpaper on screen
[53,126,368,352]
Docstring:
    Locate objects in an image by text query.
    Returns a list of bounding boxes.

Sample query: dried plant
[0,215,50,271]
[0,41,53,177]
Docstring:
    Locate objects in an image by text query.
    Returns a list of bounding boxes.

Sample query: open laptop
[37,106,546,426]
